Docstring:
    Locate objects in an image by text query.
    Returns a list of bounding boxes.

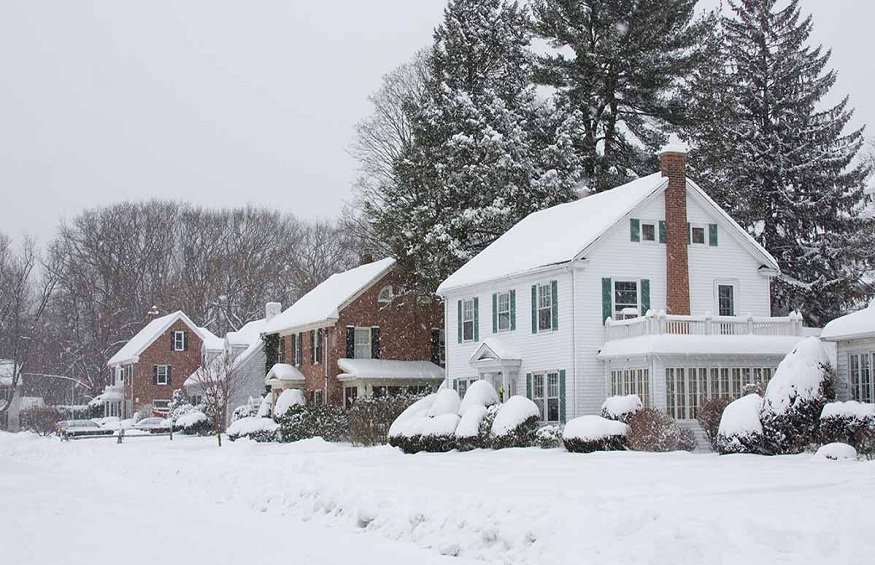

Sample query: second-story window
[354,328,371,359]
[537,284,553,331]
[497,292,511,332]
[172,331,186,351]
[614,281,639,320]
[315,328,323,364]
[155,365,170,385]
[462,299,475,341]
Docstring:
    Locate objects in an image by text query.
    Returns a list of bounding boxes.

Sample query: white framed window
[610,368,651,407]
[641,221,657,242]
[172,331,186,351]
[849,352,873,403]
[613,280,639,320]
[156,365,169,385]
[354,327,372,359]
[532,372,560,423]
[377,285,394,306]
[153,399,170,410]
[497,291,511,332]
[313,390,323,405]
[690,224,707,246]
[188,395,202,406]
[537,284,553,331]
[665,366,775,419]
[462,299,475,342]
[714,280,737,318]
[456,377,477,398]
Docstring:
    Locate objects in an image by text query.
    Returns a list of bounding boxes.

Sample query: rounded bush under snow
[601,395,643,423]
[716,394,764,454]
[458,380,499,417]
[388,391,461,453]
[819,401,875,456]
[226,416,280,442]
[813,442,858,461]
[274,389,305,418]
[563,415,628,453]
[490,396,540,448]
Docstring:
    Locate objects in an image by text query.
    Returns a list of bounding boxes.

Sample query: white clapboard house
[436,147,812,426]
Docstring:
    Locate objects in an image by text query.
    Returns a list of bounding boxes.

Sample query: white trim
[639,220,658,244]
[689,224,707,246]
[713,279,739,317]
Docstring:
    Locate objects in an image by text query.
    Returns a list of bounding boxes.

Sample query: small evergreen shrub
[716,395,765,455]
[627,408,695,452]
[600,395,643,423]
[562,416,628,453]
[278,404,349,443]
[535,424,563,449]
[348,394,422,446]
[697,396,734,450]
[231,397,261,423]
[226,417,279,442]
[174,411,214,436]
[819,402,875,458]
[490,396,540,449]
[20,406,62,436]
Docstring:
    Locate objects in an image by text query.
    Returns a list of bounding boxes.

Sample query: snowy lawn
[2,433,873,565]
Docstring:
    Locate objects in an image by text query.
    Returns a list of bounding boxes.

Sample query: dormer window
[172,331,187,351]
[377,285,394,306]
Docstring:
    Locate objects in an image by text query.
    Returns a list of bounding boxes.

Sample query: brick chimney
[265,302,282,322]
[660,145,690,316]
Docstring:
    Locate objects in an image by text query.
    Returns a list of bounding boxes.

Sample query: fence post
[704,311,712,335]
[747,313,754,334]
[117,428,124,444]
[169,419,174,441]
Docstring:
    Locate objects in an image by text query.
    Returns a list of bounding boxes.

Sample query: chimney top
[658,143,689,157]
[265,302,282,322]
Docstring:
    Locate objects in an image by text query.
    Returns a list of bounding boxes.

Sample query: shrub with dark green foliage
[20,406,63,436]
[563,434,627,453]
[278,404,349,443]
[819,405,875,458]
[491,415,539,449]
[534,424,563,449]
[563,416,629,453]
[348,394,422,446]
[627,409,695,452]
[262,333,279,374]
[389,432,457,454]
[174,413,214,437]
[697,397,734,450]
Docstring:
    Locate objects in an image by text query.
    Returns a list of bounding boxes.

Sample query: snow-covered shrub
[535,424,564,449]
[168,389,196,421]
[256,394,273,418]
[278,404,349,443]
[716,395,764,454]
[458,380,499,416]
[600,395,643,423]
[231,397,262,424]
[742,382,766,397]
[174,410,213,436]
[562,415,628,453]
[455,381,500,451]
[388,390,460,453]
[133,404,154,422]
[819,401,875,458]
[491,396,540,449]
[226,416,279,442]
[697,396,734,450]
[19,406,62,436]
[760,338,834,454]
[274,389,305,418]
[627,409,695,452]
[812,442,858,461]
[348,394,423,446]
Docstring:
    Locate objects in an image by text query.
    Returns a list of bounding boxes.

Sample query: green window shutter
[526,373,532,399]
[687,222,691,244]
[630,218,640,242]
[531,285,537,334]
[473,297,479,342]
[457,300,462,344]
[641,279,651,314]
[709,223,718,247]
[559,369,567,423]
[551,280,558,330]
[492,293,498,334]
[510,289,516,331]
[658,220,667,243]
[601,278,612,324]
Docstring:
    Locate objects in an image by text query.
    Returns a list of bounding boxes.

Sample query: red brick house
[105,311,224,417]
[262,258,445,408]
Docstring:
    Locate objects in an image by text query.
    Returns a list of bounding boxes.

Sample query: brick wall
[128,319,204,413]
[661,150,691,315]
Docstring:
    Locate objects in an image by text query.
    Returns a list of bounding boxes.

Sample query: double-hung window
[172,331,186,351]
[532,372,560,422]
[614,281,639,320]
[537,284,553,331]
[497,292,511,332]
[156,365,169,385]
[718,284,735,316]
[641,222,656,242]
[354,328,372,359]
[690,225,706,245]
[315,328,323,364]
[462,299,475,341]
[850,352,873,403]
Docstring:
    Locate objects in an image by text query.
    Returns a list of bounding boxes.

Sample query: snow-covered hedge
[231,397,262,423]
[627,408,695,452]
[535,424,563,449]
[490,396,540,449]
[174,410,213,436]
[348,394,424,446]
[601,395,643,423]
[812,442,858,461]
[716,395,764,454]
[278,404,349,443]
[458,380,499,416]
[455,381,500,451]
[226,416,280,442]
[761,337,833,454]
[562,415,628,453]
[819,401,875,457]
[388,390,461,454]
[256,394,273,418]
[274,389,306,418]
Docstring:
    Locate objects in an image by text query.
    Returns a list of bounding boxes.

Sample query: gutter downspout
[571,261,579,420]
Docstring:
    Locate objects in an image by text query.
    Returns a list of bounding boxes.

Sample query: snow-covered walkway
[1,432,872,564]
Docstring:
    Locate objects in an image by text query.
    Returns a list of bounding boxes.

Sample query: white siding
[835,337,875,401]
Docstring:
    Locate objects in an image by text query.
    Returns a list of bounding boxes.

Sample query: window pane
[614,281,638,318]
[642,223,655,241]
[498,293,510,312]
[548,373,559,398]
[499,312,511,331]
[692,227,705,244]
[534,398,545,420]
[533,374,544,399]
[538,308,552,331]
[538,285,551,309]
[354,328,371,359]
[547,398,559,422]
[718,285,735,316]
[463,300,474,322]
[463,320,474,341]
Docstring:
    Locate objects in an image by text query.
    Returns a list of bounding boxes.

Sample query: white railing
[604,310,804,342]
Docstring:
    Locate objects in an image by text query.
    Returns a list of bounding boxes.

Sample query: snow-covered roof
[262,258,396,334]
[436,173,780,293]
[597,334,804,359]
[107,311,216,366]
[265,363,305,383]
[437,174,668,292]
[820,300,875,341]
[336,358,445,381]
[227,318,267,347]
[88,385,124,406]
[469,338,520,363]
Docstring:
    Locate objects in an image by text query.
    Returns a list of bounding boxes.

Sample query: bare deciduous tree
[188,349,243,447]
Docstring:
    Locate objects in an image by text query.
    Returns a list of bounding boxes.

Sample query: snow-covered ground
[2,433,873,565]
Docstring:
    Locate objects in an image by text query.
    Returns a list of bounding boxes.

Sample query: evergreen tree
[362,0,582,293]
[531,0,704,192]
[684,0,874,324]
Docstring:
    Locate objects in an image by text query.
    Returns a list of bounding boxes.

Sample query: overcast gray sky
[0,0,871,244]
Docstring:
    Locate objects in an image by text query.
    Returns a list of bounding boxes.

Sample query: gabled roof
[469,338,520,363]
[264,363,306,384]
[821,300,875,341]
[262,258,396,334]
[226,318,267,347]
[107,311,215,367]
[436,173,780,293]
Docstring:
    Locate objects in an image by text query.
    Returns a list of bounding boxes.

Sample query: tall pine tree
[531,0,704,192]
[363,0,582,293]
[684,0,874,324]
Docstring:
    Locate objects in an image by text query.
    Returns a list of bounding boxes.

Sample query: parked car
[132,417,172,433]
[56,419,114,438]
